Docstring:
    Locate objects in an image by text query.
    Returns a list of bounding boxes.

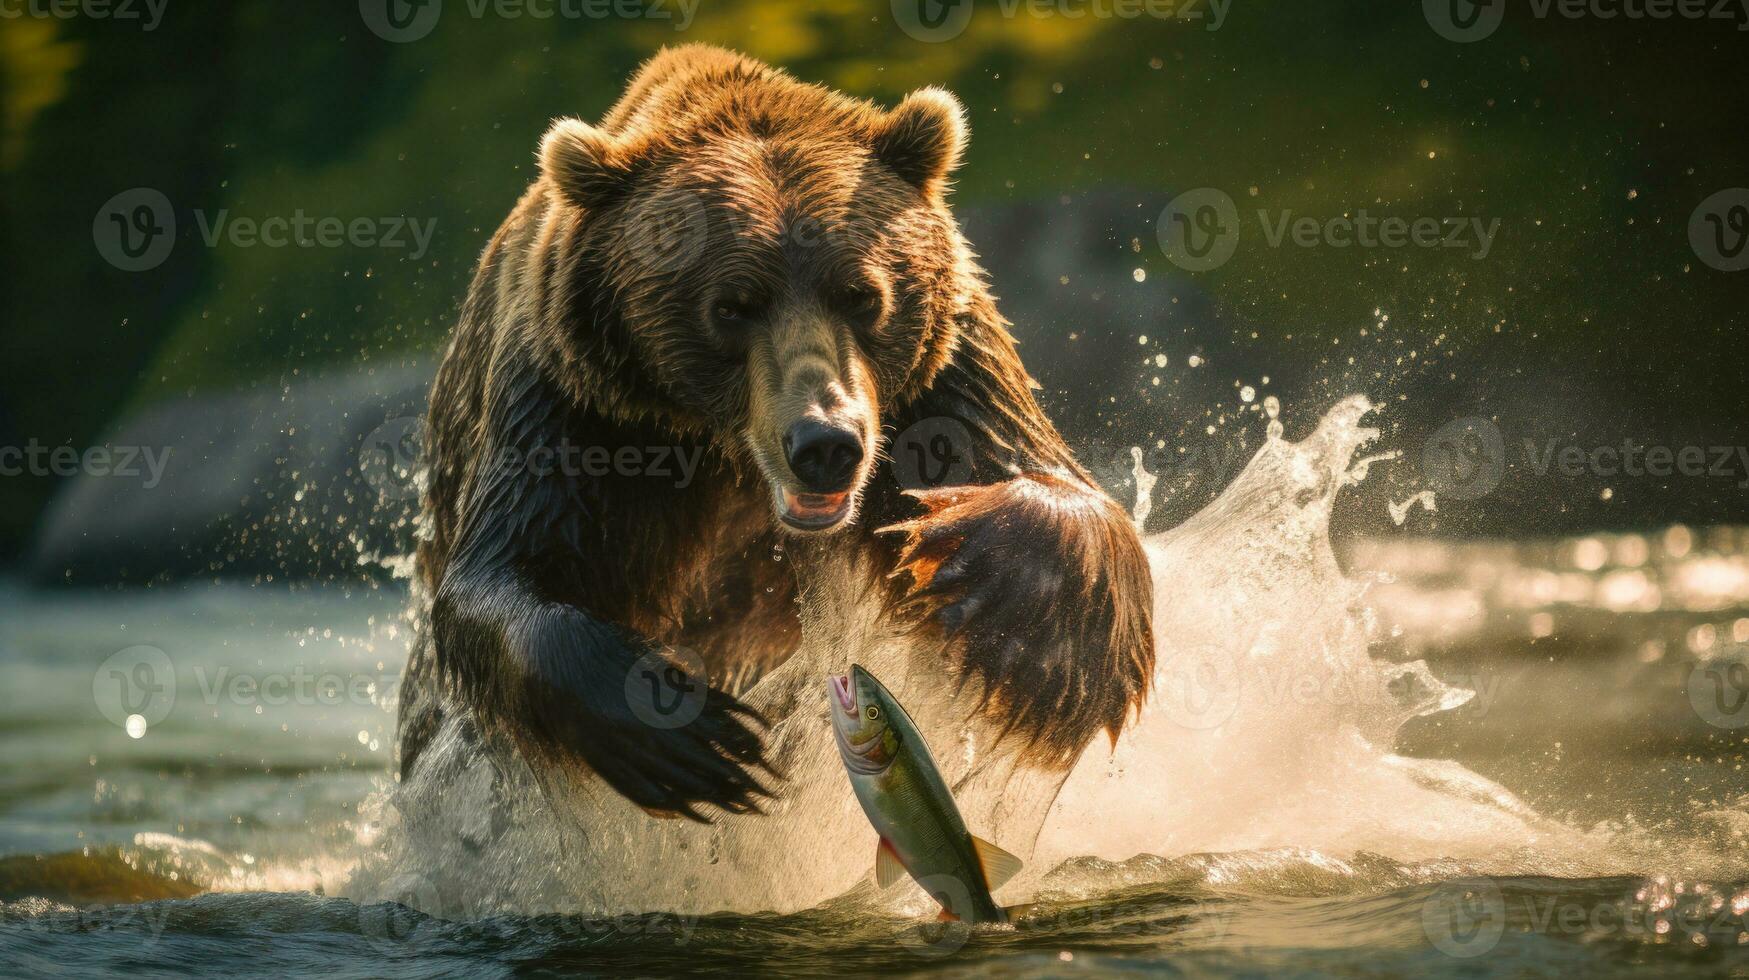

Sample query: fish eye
[864,705,881,721]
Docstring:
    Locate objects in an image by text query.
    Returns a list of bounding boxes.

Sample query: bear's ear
[539,117,635,209]
[873,87,966,194]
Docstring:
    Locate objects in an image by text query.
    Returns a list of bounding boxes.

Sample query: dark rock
[29,363,432,586]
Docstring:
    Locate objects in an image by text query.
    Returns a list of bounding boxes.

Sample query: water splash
[1130,447,1157,529]
[1030,397,1603,879]
[355,396,1615,917]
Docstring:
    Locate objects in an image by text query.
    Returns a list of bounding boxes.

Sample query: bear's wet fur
[396,45,1155,820]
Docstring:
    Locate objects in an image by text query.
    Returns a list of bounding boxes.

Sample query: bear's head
[537,51,971,533]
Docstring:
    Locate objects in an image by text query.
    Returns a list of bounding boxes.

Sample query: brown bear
[395,44,1155,821]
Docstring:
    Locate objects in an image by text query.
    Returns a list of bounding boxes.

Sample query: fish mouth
[830,672,857,713]
[829,668,891,774]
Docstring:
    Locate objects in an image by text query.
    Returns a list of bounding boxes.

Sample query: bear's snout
[746,317,880,533]
[782,419,863,494]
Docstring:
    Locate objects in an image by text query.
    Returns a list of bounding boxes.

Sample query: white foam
[354,396,1623,917]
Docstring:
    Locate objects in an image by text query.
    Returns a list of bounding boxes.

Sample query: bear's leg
[424,364,773,821]
[429,576,772,820]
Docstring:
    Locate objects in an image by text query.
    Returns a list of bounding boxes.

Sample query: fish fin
[875,838,906,889]
[970,835,1024,891]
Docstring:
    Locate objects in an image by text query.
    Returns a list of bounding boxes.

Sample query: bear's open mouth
[776,488,853,531]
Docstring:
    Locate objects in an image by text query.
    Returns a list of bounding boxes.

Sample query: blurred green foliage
[2,0,1746,555]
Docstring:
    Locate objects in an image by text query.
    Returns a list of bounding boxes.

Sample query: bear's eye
[839,287,878,312]
[713,299,764,325]
[834,285,884,328]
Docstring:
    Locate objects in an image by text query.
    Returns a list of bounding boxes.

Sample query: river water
[2,400,1747,977]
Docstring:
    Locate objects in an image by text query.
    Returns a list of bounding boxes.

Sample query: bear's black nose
[783,420,863,493]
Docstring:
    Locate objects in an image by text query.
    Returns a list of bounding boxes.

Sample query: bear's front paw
[881,473,1155,765]
[506,610,775,821]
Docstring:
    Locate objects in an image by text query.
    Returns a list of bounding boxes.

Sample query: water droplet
[1129,447,1156,529]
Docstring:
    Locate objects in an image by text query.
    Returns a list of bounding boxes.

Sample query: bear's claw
[493,607,778,821]
[880,473,1156,766]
